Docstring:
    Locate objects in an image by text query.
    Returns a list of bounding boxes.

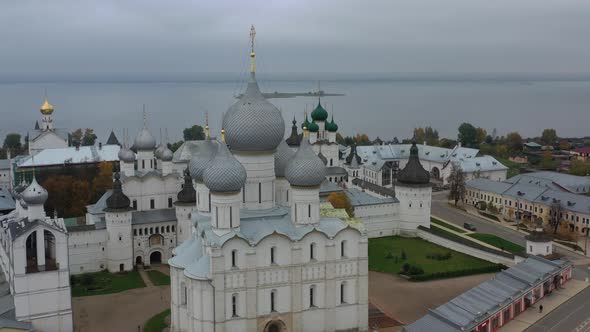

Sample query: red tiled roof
[574,147,590,154]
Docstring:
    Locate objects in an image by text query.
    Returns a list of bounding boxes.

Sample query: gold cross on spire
[205,111,210,138]
[250,25,256,73]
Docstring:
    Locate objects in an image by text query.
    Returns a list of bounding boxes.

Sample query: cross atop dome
[250,24,256,73]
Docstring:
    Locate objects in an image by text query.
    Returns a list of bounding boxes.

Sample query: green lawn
[467,233,525,254]
[368,236,500,280]
[146,270,171,286]
[430,217,467,233]
[495,157,521,178]
[70,270,146,297]
[144,309,170,332]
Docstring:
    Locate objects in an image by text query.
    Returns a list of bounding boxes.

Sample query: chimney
[99,142,102,150]
[423,141,427,146]
[75,143,80,151]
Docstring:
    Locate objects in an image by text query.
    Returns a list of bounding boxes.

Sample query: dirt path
[73,267,170,332]
[369,271,495,325]
[138,268,154,287]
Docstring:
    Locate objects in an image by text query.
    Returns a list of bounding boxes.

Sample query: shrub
[81,274,94,287]
[409,264,504,281]
[426,252,452,261]
[70,275,79,285]
[408,265,424,276]
[401,263,411,273]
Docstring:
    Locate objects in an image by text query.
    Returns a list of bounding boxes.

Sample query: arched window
[310,285,316,308]
[270,289,277,312]
[166,226,170,233]
[232,293,238,317]
[231,250,237,268]
[25,231,38,273]
[340,281,347,304]
[308,204,311,218]
[340,240,347,258]
[181,282,187,305]
[330,159,333,166]
[310,242,316,261]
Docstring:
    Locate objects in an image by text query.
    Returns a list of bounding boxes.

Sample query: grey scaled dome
[161,146,173,161]
[134,127,157,151]
[203,143,247,193]
[397,141,430,186]
[118,146,136,163]
[223,73,285,152]
[189,139,218,181]
[285,137,326,187]
[154,144,165,159]
[274,140,295,178]
[22,178,48,205]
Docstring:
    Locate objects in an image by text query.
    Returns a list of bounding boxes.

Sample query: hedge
[408,264,505,281]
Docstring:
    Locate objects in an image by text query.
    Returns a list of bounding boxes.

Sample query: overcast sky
[2,0,590,77]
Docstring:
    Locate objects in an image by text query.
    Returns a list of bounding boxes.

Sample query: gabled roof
[506,171,590,194]
[18,145,119,167]
[30,128,69,142]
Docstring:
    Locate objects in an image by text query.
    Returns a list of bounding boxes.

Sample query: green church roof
[311,100,328,121]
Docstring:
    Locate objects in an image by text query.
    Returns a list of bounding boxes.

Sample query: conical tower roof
[104,173,132,211]
[397,141,430,186]
[177,168,196,204]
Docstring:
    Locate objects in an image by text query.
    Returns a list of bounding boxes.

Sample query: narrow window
[133,200,137,210]
[232,294,238,317]
[286,189,289,202]
[172,225,175,232]
[270,290,276,312]
[270,247,276,264]
[166,226,170,233]
[340,282,346,304]
[216,207,219,228]
[208,193,211,212]
[231,250,237,268]
[242,186,245,203]
[168,197,173,208]
[340,241,346,258]
[139,229,143,236]
[308,204,311,218]
[259,183,262,204]
[310,285,315,307]
[150,199,155,209]
[142,160,145,169]
[133,229,137,236]
[230,207,233,228]
[310,243,316,261]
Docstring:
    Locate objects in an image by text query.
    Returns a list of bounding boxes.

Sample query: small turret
[175,168,196,243]
[104,172,133,272]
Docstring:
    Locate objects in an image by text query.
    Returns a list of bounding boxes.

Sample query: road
[526,286,590,332]
[431,191,585,264]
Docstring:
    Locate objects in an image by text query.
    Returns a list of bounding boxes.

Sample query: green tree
[457,123,478,148]
[168,141,184,152]
[71,129,83,146]
[82,128,97,146]
[505,132,523,153]
[183,125,205,141]
[3,133,22,153]
[447,163,466,206]
[476,127,487,145]
[414,126,439,146]
[540,151,555,170]
[541,129,557,146]
[439,138,457,149]
[570,160,590,176]
[354,133,371,146]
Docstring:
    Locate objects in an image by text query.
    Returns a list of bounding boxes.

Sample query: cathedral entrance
[150,251,162,265]
[136,256,143,265]
[264,320,286,332]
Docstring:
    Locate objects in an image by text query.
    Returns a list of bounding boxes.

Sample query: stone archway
[136,256,143,265]
[150,251,162,265]
[431,167,440,180]
[264,320,287,332]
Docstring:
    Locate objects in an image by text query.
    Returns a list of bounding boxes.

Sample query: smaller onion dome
[397,141,430,186]
[285,137,326,187]
[189,139,218,182]
[154,144,165,159]
[301,113,310,130]
[40,97,54,115]
[118,146,136,163]
[161,146,173,162]
[203,142,247,193]
[134,127,157,151]
[325,114,338,132]
[105,173,131,211]
[311,100,328,121]
[22,178,48,206]
[274,140,295,177]
[307,122,320,133]
[13,180,28,199]
[177,168,196,204]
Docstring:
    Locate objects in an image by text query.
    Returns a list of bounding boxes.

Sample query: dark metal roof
[285,117,301,147]
[345,145,362,165]
[104,173,131,211]
[177,168,196,204]
[106,130,120,146]
[397,141,430,186]
[131,208,176,225]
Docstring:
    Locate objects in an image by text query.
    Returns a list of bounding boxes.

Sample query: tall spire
[205,112,210,138]
[142,105,147,128]
[250,24,256,74]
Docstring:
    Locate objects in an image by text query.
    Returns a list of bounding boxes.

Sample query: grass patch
[495,157,521,178]
[70,270,146,297]
[430,225,469,243]
[144,309,170,332]
[368,236,500,281]
[467,233,524,254]
[479,211,500,221]
[146,270,171,286]
[430,217,467,233]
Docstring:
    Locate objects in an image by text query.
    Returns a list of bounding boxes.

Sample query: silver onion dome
[202,142,247,193]
[134,127,157,151]
[154,144,165,159]
[285,136,326,187]
[188,139,218,182]
[161,146,173,162]
[274,140,295,178]
[222,73,285,152]
[118,146,136,163]
[22,178,48,205]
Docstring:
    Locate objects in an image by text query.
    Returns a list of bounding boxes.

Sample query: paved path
[138,268,154,287]
[524,284,590,332]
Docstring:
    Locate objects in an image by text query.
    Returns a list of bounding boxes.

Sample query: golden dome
[40,98,54,115]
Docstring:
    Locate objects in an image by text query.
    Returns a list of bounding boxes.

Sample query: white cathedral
[0,27,435,332]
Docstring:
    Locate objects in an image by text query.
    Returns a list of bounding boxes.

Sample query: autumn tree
[541,129,557,146]
[70,129,83,146]
[82,128,97,146]
[505,132,523,153]
[354,133,371,146]
[476,127,487,145]
[457,123,478,148]
[549,200,563,234]
[413,126,439,146]
[327,192,354,217]
[91,162,113,202]
[447,163,466,206]
[42,176,93,218]
[570,160,590,176]
[540,151,555,170]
